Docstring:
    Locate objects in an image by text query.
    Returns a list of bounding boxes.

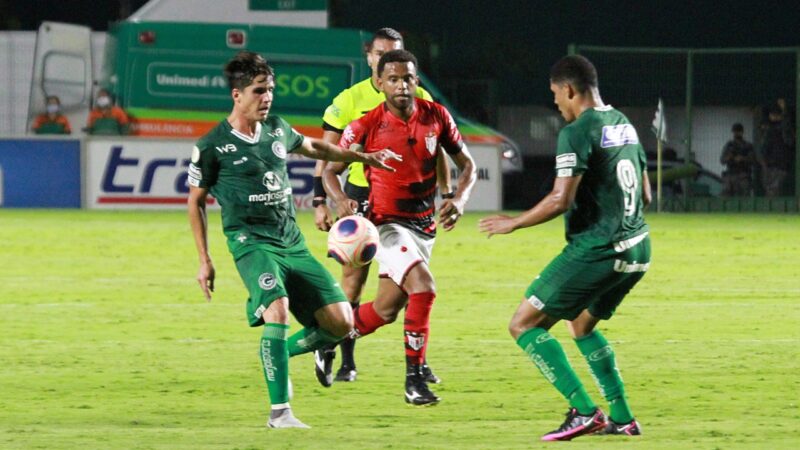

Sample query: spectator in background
[31,95,71,135]
[757,100,794,197]
[720,123,755,196]
[86,88,129,135]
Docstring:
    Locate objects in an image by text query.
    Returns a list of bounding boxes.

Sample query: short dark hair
[377,49,418,76]
[732,123,744,132]
[550,55,598,94]
[366,27,404,53]
[224,51,273,91]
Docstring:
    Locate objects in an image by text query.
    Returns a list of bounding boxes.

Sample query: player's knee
[328,319,353,339]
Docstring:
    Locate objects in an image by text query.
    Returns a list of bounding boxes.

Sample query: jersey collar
[229,121,262,144]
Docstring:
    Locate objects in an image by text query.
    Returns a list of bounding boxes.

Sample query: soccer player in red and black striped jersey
[323,50,477,405]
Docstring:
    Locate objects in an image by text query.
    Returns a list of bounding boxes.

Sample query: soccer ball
[327,216,379,268]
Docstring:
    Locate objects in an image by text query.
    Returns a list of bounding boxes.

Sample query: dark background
[5,0,799,109]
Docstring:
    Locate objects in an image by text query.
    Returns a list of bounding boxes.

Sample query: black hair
[377,49,418,76]
[549,55,598,94]
[366,27,404,53]
[732,123,744,132]
[224,51,273,91]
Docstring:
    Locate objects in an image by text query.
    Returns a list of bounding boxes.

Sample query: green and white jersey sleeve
[554,124,592,178]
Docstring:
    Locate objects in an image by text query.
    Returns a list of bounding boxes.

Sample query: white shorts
[376,223,435,286]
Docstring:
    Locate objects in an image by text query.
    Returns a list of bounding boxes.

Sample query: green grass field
[1,210,798,449]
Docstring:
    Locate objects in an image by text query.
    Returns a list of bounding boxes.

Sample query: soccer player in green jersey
[480,55,651,441]
[187,51,400,429]
[311,27,450,386]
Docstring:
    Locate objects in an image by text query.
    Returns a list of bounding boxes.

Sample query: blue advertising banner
[0,139,81,207]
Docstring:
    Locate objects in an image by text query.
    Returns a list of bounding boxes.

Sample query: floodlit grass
[0,210,798,449]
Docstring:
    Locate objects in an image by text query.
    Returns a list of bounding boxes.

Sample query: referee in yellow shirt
[312,28,451,386]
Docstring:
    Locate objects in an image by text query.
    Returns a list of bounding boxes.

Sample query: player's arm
[295,137,401,170]
[642,170,652,208]
[187,185,215,301]
[312,129,343,231]
[438,145,477,231]
[436,149,453,197]
[322,160,358,217]
[479,175,582,237]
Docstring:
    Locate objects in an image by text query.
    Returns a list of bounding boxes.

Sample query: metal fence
[569,45,799,212]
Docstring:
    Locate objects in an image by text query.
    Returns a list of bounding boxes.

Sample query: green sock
[575,330,634,423]
[287,326,340,357]
[517,327,596,415]
[260,323,290,407]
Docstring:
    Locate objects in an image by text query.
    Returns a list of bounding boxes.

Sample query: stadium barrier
[2,136,503,211]
[0,138,81,207]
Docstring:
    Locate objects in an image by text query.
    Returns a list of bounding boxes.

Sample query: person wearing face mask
[86,88,130,135]
[32,95,72,135]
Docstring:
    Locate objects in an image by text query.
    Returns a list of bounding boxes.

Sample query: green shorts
[235,244,347,328]
[524,234,651,321]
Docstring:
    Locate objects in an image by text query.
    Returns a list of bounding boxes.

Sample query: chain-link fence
[570,45,799,212]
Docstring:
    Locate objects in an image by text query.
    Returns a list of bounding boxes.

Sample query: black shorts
[343,181,370,217]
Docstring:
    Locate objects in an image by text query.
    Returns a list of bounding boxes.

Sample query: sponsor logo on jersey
[191,146,201,163]
[258,273,277,290]
[557,168,573,177]
[601,124,639,148]
[267,128,284,138]
[262,171,281,191]
[233,156,248,165]
[425,131,438,155]
[272,141,287,159]
[215,143,237,154]
[555,153,577,169]
[527,294,545,310]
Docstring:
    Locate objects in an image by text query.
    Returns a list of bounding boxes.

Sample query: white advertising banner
[85,138,501,211]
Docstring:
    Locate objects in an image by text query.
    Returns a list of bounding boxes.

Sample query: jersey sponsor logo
[233,156,248,165]
[215,143,237,154]
[328,105,341,118]
[424,131,437,155]
[262,171,282,191]
[254,304,267,318]
[191,146,201,163]
[248,188,292,204]
[272,141,287,159]
[601,124,639,148]
[267,128,284,138]
[527,294,545,310]
[555,153,577,169]
[557,168,573,177]
[613,260,650,273]
[258,273,277,290]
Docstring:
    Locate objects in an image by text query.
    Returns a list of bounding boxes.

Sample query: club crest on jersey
[258,273,277,290]
[262,171,282,191]
[425,132,437,155]
[272,141,287,159]
[601,124,639,148]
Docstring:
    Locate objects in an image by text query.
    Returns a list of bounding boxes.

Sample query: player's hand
[479,214,517,238]
[364,149,402,171]
[197,260,216,302]
[335,197,359,218]
[314,203,334,231]
[438,197,465,231]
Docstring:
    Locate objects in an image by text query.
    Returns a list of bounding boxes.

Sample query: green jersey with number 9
[554,105,649,252]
